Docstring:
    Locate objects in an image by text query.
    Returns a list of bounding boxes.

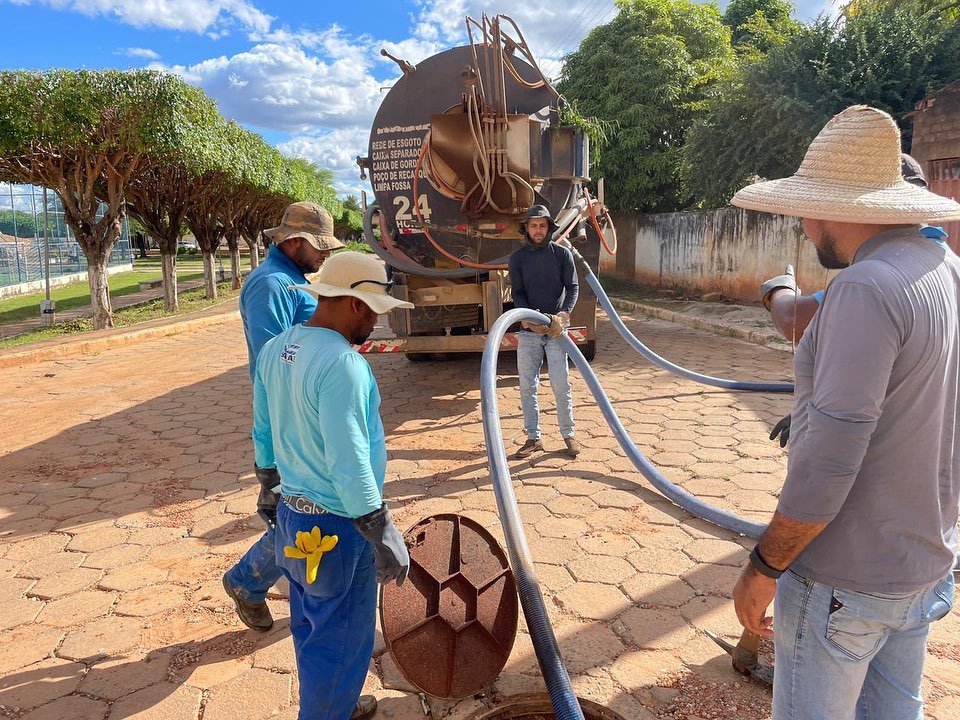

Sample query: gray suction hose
[481,310,771,720]
[481,311,585,720]
[571,248,794,394]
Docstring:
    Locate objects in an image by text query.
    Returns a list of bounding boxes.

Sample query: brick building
[908,80,960,245]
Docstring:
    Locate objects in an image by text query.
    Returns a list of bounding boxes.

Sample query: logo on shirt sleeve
[280,343,301,365]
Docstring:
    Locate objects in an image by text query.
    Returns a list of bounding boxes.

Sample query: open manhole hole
[471,695,627,720]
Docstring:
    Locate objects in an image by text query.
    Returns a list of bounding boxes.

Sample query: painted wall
[604,208,836,303]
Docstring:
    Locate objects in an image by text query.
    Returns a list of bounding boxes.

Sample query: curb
[0,303,240,370]
[607,298,792,353]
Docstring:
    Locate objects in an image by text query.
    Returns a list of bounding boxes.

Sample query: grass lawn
[0,256,206,326]
[0,282,241,350]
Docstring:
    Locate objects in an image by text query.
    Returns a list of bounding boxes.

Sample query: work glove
[769,415,791,448]
[255,465,281,530]
[521,320,550,335]
[760,265,798,308]
[546,313,567,338]
[352,504,410,586]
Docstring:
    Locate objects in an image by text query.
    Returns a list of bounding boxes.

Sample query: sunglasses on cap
[349,278,394,291]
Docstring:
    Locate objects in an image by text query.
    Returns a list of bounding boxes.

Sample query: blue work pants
[276,501,377,720]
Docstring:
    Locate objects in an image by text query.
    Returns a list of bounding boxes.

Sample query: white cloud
[6,0,272,34]
[279,127,371,197]
[117,47,161,60]
[156,40,384,134]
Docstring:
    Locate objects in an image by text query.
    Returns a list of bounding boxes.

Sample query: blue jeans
[517,331,574,440]
[224,527,283,604]
[276,501,377,720]
[773,569,955,720]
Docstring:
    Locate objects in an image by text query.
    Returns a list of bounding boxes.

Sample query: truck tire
[580,340,597,362]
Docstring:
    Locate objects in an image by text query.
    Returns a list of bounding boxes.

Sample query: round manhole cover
[380,513,518,699]
[471,694,628,720]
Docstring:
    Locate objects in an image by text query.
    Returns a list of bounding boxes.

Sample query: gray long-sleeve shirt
[780,227,960,593]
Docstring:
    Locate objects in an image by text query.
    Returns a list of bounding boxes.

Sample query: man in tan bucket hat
[253,251,412,720]
[223,201,344,635]
[730,105,960,719]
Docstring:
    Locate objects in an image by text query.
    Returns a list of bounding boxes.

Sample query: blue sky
[1,0,832,197]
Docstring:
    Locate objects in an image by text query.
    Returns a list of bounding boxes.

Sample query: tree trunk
[202,251,217,300]
[246,235,260,269]
[230,244,242,290]
[84,245,113,329]
[161,250,178,312]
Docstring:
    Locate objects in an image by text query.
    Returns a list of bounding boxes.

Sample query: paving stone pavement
[0,310,958,720]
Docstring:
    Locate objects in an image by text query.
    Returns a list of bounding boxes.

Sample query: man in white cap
[253,251,412,720]
[223,202,344,632]
[730,105,960,719]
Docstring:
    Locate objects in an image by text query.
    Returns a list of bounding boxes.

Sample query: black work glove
[769,415,791,448]
[760,265,797,308]
[352,504,410,586]
[255,465,281,530]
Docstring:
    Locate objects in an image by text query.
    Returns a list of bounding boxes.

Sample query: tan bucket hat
[265,202,345,251]
[731,105,960,223]
[290,251,414,315]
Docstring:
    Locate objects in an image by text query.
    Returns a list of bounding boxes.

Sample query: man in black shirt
[508,205,580,458]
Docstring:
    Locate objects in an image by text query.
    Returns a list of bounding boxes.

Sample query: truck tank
[356,15,614,360]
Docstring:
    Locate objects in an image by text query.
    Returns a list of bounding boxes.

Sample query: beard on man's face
[815,230,849,270]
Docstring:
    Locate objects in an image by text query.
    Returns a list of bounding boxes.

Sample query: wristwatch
[749,545,786,579]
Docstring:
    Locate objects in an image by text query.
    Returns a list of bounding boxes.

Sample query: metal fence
[0,183,132,289]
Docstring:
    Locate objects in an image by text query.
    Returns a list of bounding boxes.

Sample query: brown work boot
[351,695,378,720]
[222,574,273,632]
[563,436,581,458]
[514,438,543,459]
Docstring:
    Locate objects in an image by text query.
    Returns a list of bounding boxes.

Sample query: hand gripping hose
[481,311,773,719]
[568,248,793,394]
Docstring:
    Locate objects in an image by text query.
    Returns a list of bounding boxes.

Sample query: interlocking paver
[2,309,956,720]
[0,656,84,712]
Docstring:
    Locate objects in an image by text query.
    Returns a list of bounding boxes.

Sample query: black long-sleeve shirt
[508,242,579,315]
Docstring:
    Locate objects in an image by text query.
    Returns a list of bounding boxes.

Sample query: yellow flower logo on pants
[284,526,338,584]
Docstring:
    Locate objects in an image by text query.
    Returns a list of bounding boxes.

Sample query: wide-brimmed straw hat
[290,251,414,315]
[731,105,960,223]
[265,202,345,251]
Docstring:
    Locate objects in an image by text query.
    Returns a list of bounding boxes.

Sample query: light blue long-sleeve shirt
[252,325,385,518]
[240,246,318,382]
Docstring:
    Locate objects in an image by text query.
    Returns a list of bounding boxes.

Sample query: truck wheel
[580,340,597,362]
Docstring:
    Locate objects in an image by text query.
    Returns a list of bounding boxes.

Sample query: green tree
[723,0,800,53]
[683,0,960,207]
[124,78,224,310]
[0,70,211,328]
[0,208,39,238]
[558,0,735,213]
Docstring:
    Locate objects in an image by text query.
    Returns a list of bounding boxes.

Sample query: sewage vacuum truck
[355,14,616,361]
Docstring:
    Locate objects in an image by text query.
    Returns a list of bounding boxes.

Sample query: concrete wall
[911,80,960,167]
[605,208,835,303]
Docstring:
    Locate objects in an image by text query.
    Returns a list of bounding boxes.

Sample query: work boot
[351,696,378,720]
[514,438,543,459]
[563,436,581,458]
[222,573,273,632]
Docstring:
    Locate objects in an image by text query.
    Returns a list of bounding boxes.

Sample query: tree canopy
[682,0,960,206]
[0,69,340,324]
[558,0,735,213]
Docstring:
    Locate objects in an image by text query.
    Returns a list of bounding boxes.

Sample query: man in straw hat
[758,154,951,447]
[223,202,344,633]
[252,251,413,720]
[730,105,960,719]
